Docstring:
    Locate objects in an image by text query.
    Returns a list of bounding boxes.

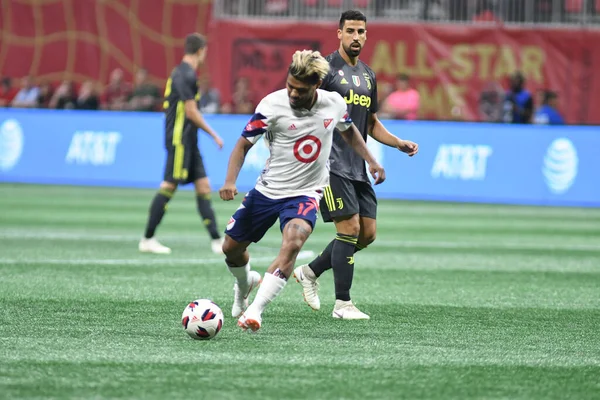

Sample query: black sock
[144,189,173,238]
[196,194,220,240]
[331,233,358,302]
[308,239,335,278]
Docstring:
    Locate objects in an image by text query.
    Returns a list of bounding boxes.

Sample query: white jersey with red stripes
[242,88,353,200]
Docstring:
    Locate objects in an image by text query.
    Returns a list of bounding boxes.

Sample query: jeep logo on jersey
[293,135,321,163]
[352,75,360,86]
[344,89,371,108]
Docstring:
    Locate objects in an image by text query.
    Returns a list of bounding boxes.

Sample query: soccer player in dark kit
[139,33,225,255]
[293,10,419,319]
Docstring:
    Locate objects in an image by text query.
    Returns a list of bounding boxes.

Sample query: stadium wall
[0,109,598,207]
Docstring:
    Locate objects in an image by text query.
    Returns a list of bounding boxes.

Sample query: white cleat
[332,300,370,320]
[231,271,261,318]
[238,310,262,332]
[138,237,171,254]
[211,237,225,254]
[293,264,320,311]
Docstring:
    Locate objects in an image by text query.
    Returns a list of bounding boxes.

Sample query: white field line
[0,250,316,266]
[0,229,599,252]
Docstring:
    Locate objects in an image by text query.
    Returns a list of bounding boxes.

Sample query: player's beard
[343,42,362,58]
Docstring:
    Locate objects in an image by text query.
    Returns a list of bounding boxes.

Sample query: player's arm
[338,124,385,185]
[368,113,418,157]
[173,71,223,148]
[220,106,269,200]
[184,100,222,147]
[219,137,254,201]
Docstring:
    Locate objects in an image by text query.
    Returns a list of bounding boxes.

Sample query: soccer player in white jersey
[218,50,385,332]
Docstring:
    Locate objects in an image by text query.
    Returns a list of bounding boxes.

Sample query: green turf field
[1,183,599,399]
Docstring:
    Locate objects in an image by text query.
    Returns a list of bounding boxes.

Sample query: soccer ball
[181,299,224,340]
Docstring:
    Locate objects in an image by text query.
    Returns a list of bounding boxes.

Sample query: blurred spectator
[503,71,533,124]
[76,81,100,110]
[534,91,565,125]
[381,73,420,120]
[128,68,160,111]
[221,76,255,114]
[103,68,132,111]
[473,0,501,22]
[11,76,39,108]
[534,88,546,111]
[0,77,18,107]
[49,81,77,109]
[376,81,394,119]
[198,78,220,114]
[478,81,504,122]
[36,81,54,108]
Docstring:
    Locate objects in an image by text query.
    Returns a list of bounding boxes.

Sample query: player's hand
[396,139,419,157]
[368,162,386,185]
[219,183,238,201]
[213,135,224,150]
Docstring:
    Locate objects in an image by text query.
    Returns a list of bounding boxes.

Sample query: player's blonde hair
[288,50,330,85]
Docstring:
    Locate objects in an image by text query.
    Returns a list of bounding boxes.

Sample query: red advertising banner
[208,20,600,124]
[1,1,598,124]
[0,0,212,86]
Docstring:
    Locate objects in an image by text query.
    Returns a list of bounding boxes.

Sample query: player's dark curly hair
[339,10,367,29]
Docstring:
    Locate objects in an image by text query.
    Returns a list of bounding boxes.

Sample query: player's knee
[361,231,376,246]
[222,236,241,257]
[335,214,360,237]
[194,178,211,194]
[281,237,304,259]
[160,181,177,192]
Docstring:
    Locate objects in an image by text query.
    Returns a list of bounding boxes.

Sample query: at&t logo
[543,138,578,194]
[0,119,24,171]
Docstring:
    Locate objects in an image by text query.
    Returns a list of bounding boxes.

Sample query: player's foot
[211,237,225,254]
[138,237,171,254]
[237,310,262,332]
[231,271,261,317]
[293,264,320,310]
[332,300,370,320]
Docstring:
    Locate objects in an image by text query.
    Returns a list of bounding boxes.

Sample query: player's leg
[239,197,317,331]
[355,182,378,252]
[294,175,360,311]
[190,149,223,254]
[330,181,378,319]
[139,144,180,254]
[223,189,278,317]
[356,216,376,252]
[222,235,261,318]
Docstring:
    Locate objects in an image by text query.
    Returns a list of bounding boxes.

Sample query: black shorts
[320,173,377,222]
[163,144,207,185]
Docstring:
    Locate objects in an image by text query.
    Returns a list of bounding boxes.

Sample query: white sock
[247,272,286,314]
[228,262,250,288]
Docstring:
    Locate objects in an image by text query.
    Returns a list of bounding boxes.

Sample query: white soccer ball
[181,299,224,340]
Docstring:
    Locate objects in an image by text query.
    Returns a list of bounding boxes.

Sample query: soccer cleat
[293,264,320,311]
[211,237,225,254]
[237,310,262,332]
[332,300,370,320]
[138,237,171,254]
[231,271,261,318]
